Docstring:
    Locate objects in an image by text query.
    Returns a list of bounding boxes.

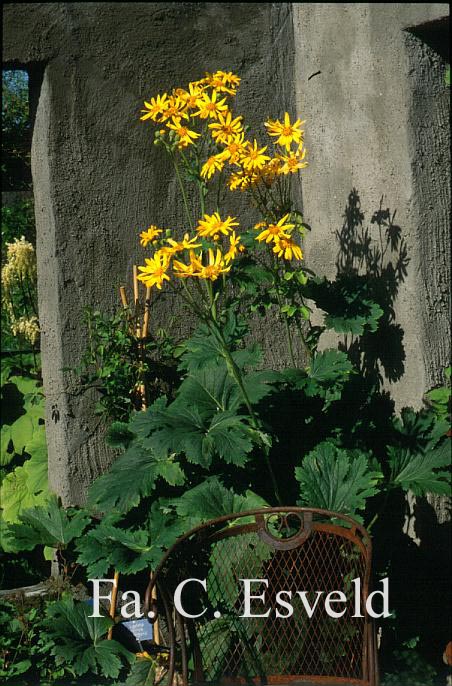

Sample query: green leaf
[172,477,268,529]
[302,349,354,407]
[45,597,133,678]
[0,438,48,526]
[3,495,90,551]
[303,276,384,335]
[325,300,383,335]
[76,520,160,577]
[308,349,353,382]
[295,442,381,516]
[125,655,157,686]
[149,405,255,468]
[88,440,185,514]
[388,439,451,496]
[105,421,135,449]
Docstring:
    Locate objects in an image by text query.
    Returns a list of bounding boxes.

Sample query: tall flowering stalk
[137,70,311,502]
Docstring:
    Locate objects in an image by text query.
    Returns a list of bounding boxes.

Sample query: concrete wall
[2,2,298,505]
[293,3,450,411]
[2,3,450,507]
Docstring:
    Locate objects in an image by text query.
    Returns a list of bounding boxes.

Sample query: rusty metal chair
[144,507,379,686]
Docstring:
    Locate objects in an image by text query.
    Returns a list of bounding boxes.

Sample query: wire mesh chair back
[145,507,378,686]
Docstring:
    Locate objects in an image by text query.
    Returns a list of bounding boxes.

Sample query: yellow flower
[140,225,163,246]
[137,252,171,289]
[173,251,201,278]
[140,94,169,122]
[195,90,229,120]
[208,111,243,144]
[256,214,295,244]
[160,233,201,257]
[227,170,258,191]
[264,112,305,151]
[200,153,225,180]
[224,231,242,263]
[196,212,239,239]
[278,145,308,174]
[221,133,247,164]
[173,82,203,110]
[166,116,201,148]
[240,140,271,172]
[273,236,303,261]
[204,70,241,95]
[159,96,189,122]
[195,248,231,281]
[258,157,283,187]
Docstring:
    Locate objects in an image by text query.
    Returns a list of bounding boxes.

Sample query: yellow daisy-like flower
[173,250,201,278]
[173,82,203,110]
[200,153,226,180]
[273,236,303,261]
[204,70,241,95]
[221,133,247,164]
[137,252,171,289]
[240,140,271,172]
[159,233,202,257]
[195,90,229,120]
[208,111,243,144]
[159,96,189,122]
[258,157,283,187]
[140,94,169,122]
[140,225,163,247]
[278,145,308,174]
[224,231,243,264]
[166,116,201,148]
[256,214,295,244]
[264,112,305,151]
[195,248,231,281]
[228,170,258,191]
[196,212,239,239]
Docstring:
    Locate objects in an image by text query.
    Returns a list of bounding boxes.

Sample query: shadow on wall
[334,190,451,673]
[335,188,409,388]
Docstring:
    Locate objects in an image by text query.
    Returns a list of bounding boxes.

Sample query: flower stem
[172,153,193,231]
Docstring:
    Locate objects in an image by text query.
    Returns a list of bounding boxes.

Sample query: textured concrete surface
[3,3,299,504]
[293,3,450,411]
[2,3,450,508]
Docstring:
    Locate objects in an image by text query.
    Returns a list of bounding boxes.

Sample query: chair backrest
[145,507,377,686]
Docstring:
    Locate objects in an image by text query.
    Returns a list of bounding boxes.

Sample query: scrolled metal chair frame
[145,507,379,686]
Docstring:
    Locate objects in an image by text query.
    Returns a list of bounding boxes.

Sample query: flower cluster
[2,236,37,284]
[1,237,40,344]
[137,213,243,289]
[10,315,40,345]
[137,70,308,290]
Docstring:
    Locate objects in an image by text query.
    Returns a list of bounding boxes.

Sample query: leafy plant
[2,67,450,684]
[76,307,179,422]
[381,647,437,686]
[1,357,48,527]
[0,595,72,684]
[424,366,451,423]
[295,442,382,517]
[44,596,134,679]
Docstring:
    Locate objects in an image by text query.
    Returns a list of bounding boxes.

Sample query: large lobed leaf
[88,440,185,514]
[45,596,133,678]
[295,441,382,516]
[2,494,90,552]
[0,434,48,527]
[172,477,269,529]
[388,438,451,496]
[77,504,187,577]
